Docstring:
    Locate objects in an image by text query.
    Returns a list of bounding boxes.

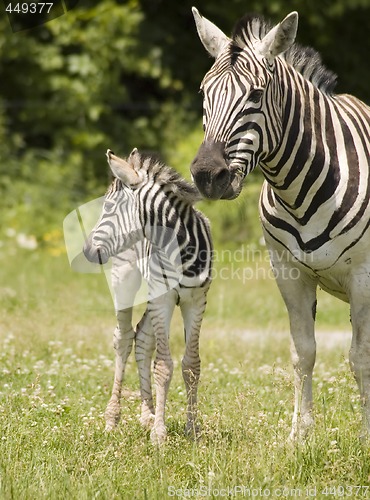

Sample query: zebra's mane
[231,14,337,95]
[127,153,201,204]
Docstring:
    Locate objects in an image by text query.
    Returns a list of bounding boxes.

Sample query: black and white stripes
[191,8,370,440]
[86,150,212,292]
[84,148,212,444]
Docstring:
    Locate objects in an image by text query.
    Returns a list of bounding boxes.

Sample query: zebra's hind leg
[135,309,156,429]
[148,290,177,445]
[180,286,209,439]
[270,253,318,442]
[105,308,135,431]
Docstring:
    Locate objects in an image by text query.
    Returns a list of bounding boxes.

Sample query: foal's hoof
[105,415,119,432]
[140,413,155,430]
[150,425,167,445]
[104,402,121,431]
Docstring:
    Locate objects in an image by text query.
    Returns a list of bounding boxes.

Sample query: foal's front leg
[180,286,209,437]
[148,290,177,445]
[135,309,156,428]
[105,309,135,430]
[105,256,141,431]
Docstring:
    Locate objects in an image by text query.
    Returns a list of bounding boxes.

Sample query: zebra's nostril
[215,169,230,187]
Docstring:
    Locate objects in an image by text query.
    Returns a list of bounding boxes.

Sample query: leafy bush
[1,0,370,246]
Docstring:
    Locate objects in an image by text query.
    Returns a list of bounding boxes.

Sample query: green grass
[0,243,367,499]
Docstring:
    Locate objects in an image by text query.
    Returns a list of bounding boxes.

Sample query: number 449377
[321,485,369,496]
[5,3,54,14]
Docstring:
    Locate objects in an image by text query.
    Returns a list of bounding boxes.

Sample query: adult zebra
[84,148,212,444]
[190,7,370,440]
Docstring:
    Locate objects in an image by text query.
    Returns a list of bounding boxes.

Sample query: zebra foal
[83,148,212,444]
[190,8,370,440]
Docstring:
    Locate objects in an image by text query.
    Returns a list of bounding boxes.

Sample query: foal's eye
[249,89,264,104]
[104,201,115,213]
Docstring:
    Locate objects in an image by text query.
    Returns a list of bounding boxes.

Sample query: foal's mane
[110,152,201,204]
[145,155,201,203]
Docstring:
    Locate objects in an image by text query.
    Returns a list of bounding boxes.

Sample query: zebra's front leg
[271,256,317,442]
[148,290,177,445]
[349,279,370,438]
[180,286,209,438]
[135,309,156,429]
[105,308,135,431]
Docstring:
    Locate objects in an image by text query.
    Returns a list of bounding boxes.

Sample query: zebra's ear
[258,11,298,62]
[192,7,230,59]
[106,149,141,187]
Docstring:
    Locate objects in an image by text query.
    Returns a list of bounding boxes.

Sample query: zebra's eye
[235,109,245,121]
[249,89,263,104]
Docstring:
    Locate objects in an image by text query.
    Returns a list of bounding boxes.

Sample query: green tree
[1,0,370,240]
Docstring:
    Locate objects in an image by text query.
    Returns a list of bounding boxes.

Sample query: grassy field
[1,239,368,499]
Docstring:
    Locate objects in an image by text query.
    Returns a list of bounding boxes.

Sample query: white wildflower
[16,233,38,250]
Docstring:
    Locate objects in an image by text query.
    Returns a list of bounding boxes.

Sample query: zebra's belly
[264,225,370,304]
[315,261,370,304]
[316,275,349,302]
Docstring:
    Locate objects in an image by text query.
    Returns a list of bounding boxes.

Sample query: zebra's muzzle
[191,140,243,200]
[190,141,229,199]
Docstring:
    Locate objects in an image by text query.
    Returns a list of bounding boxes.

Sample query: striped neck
[139,182,198,253]
[138,181,212,287]
[260,60,339,218]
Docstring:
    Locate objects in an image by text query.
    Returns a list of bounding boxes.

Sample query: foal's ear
[127,147,142,173]
[258,11,298,63]
[192,7,230,59]
[106,149,141,187]
[128,147,139,158]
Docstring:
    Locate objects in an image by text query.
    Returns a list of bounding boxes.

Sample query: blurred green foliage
[1,0,370,242]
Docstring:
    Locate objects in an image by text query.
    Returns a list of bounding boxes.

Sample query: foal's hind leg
[135,309,156,428]
[180,286,209,438]
[149,290,177,445]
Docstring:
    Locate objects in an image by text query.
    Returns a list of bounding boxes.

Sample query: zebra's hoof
[185,422,201,440]
[288,418,314,444]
